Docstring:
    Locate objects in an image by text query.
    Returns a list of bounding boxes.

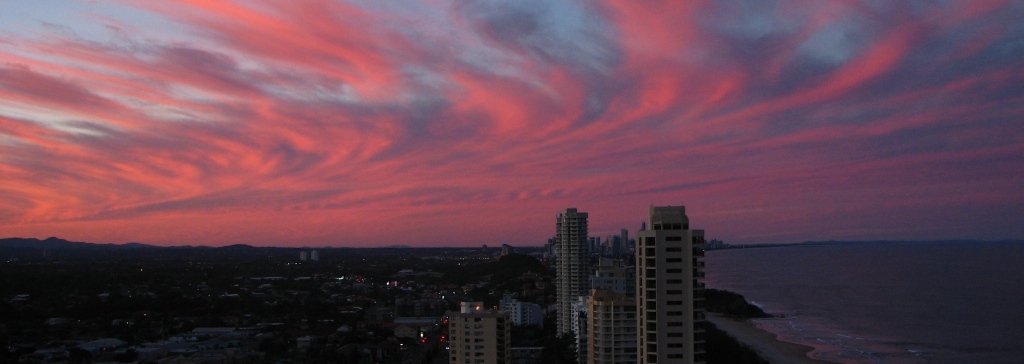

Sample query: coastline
[706,314,832,364]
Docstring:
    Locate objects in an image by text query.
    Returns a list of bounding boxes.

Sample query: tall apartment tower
[448,302,511,364]
[557,208,590,336]
[636,206,706,364]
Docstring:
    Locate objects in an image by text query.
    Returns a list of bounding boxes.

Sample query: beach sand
[706,314,832,364]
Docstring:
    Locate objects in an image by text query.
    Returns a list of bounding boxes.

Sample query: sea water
[703,242,1024,364]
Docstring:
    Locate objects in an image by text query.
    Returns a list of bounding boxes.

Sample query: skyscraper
[557,208,590,336]
[636,206,706,364]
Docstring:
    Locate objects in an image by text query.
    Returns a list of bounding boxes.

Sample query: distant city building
[501,244,513,257]
[299,250,319,262]
[395,298,447,319]
[619,229,629,256]
[448,302,511,364]
[499,294,545,328]
[556,208,590,336]
[704,239,727,250]
[591,258,635,297]
[636,206,706,364]
[587,289,637,364]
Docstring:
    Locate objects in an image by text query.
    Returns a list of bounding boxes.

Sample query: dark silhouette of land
[2,237,780,363]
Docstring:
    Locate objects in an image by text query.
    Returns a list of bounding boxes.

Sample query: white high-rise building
[557,208,590,336]
[499,294,545,328]
[636,206,706,364]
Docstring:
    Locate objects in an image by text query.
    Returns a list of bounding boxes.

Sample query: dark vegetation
[0,241,553,363]
[702,288,774,364]
[704,288,771,318]
[1,237,776,364]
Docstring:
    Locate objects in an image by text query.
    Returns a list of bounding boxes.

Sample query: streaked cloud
[0,0,1021,246]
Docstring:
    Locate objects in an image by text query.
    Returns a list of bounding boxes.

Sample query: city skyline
[1,1,1022,247]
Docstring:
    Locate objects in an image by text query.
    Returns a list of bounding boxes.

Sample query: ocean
[703,242,1024,364]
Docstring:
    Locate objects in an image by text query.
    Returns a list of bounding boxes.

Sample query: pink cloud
[0,0,1021,246]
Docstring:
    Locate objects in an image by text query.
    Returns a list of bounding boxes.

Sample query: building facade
[448,302,511,364]
[499,294,545,328]
[556,208,590,336]
[587,289,638,364]
[591,258,635,297]
[636,206,707,364]
[585,258,637,364]
[572,296,589,364]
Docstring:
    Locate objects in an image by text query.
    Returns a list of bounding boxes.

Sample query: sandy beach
[706,314,831,364]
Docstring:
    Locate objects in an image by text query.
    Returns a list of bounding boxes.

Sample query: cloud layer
[1,0,1022,246]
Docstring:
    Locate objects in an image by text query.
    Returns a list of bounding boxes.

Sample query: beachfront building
[636,205,707,364]
[448,302,511,364]
[557,208,590,336]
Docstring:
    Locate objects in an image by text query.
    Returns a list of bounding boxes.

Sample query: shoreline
[706,314,833,364]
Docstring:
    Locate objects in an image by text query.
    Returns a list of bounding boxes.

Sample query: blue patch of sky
[0,1,189,44]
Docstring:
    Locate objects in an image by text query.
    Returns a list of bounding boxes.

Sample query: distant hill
[0,237,157,249]
[219,244,256,249]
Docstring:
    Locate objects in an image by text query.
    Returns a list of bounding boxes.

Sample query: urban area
[1,206,767,364]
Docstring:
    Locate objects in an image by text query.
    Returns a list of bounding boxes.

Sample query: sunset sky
[1,0,1022,247]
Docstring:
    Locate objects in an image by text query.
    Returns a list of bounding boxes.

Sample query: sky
[1,0,1022,247]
